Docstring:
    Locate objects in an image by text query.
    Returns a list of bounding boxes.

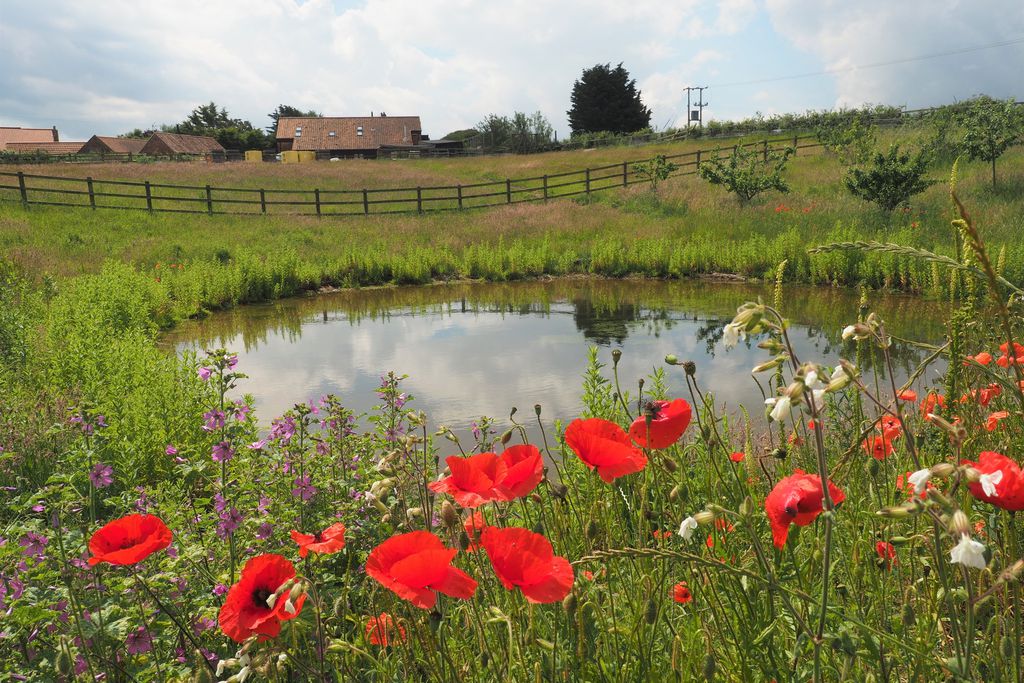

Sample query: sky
[1,0,1022,141]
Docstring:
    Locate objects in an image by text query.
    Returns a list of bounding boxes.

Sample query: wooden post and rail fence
[0,135,823,218]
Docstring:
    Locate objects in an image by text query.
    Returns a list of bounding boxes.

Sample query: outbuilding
[139,132,224,156]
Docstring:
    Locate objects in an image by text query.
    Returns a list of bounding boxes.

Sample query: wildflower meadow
[1,140,1023,682]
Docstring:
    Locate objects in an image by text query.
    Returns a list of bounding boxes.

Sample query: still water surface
[167,279,949,432]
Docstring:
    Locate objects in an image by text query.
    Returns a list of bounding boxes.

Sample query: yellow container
[298,151,316,163]
[244,150,262,163]
[281,151,300,164]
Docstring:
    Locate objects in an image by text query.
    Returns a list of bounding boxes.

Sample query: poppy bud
[480,652,490,668]
[429,610,443,632]
[889,536,910,545]
[500,430,513,445]
[1002,635,1016,659]
[771,447,787,460]
[530,493,543,504]
[930,463,955,478]
[694,510,717,525]
[664,354,679,365]
[381,513,391,525]
[585,519,601,542]
[55,640,73,677]
[562,592,577,619]
[457,531,471,550]
[669,484,683,502]
[662,456,678,473]
[548,482,568,500]
[644,598,658,624]
[739,496,753,518]
[333,596,347,621]
[683,361,697,377]
[440,501,459,528]
[534,404,542,417]
[406,507,423,522]
[611,349,622,365]
[702,654,716,681]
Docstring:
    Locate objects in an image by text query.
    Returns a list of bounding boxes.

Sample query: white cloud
[764,0,1024,109]
[0,0,756,138]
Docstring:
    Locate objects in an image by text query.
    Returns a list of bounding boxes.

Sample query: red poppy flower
[480,526,574,604]
[875,541,897,569]
[961,451,1024,511]
[365,613,406,646]
[672,582,692,604]
[564,418,647,483]
[729,451,746,463]
[862,434,897,460]
[920,392,946,422]
[986,411,1010,432]
[628,399,692,449]
[218,554,305,643]
[88,514,172,567]
[965,351,993,366]
[366,531,477,609]
[997,342,1024,368]
[428,445,543,507]
[463,510,489,552]
[876,414,902,439]
[897,390,917,402]
[765,470,845,549]
[290,522,346,559]
[807,420,819,430]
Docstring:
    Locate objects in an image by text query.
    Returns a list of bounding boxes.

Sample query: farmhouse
[0,126,60,150]
[79,135,148,155]
[139,132,224,156]
[6,141,85,154]
[276,115,423,158]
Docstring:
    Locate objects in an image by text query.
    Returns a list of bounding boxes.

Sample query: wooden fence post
[86,177,96,209]
[259,189,267,214]
[793,135,799,155]
[417,187,423,213]
[144,181,153,212]
[363,189,369,215]
[457,184,463,210]
[315,189,322,216]
[585,168,591,194]
[622,161,628,187]
[205,185,213,214]
[505,179,511,204]
[17,172,27,206]
[695,150,701,170]
[542,175,548,201]
[763,140,769,163]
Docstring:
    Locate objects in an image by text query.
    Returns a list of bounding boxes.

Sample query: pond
[166,279,949,436]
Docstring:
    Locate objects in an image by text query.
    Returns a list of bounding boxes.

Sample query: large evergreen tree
[567,63,651,135]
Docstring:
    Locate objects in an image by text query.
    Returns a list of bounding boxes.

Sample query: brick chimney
[52,126,59,142]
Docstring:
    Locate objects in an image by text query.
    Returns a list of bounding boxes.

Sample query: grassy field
[2,125,1024,680]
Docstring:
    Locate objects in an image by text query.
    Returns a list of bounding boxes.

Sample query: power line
[709,35,1024,89]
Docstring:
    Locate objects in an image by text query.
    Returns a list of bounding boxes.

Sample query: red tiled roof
[140,132,225,154]
[6,141,84,154]
[81,135,148,154]
[0,127,57,150]
[276,116,422,150]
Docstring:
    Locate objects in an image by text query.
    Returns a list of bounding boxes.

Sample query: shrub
[844,144,936,212]
[957,95,1023,187]
[815,113,875,165]
[632,155,679,192]
[698,143,794,203]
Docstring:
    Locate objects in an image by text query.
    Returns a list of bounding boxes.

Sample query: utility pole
[683,86,708,130]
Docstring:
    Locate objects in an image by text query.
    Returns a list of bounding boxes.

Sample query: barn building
[275,115,423,158]
[79,136,148,155]
[139,132,224,156]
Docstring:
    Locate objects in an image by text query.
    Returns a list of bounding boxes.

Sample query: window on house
[328,131,336,137]
[295,126,302,137]
[356,126,364,136]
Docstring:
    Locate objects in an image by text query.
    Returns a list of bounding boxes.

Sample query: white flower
[949,534,987,570]
[979,469,1004,498]
[812,389,826,405]
[678,516,698,541]
[265,592,278,609]
[841,325,857,340]
[804,370,820,389]
[768,396,793,423]
[284,598,297,615]
[722,322,745,349]
[907,468,931,495]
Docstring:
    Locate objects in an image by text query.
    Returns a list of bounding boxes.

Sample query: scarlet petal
[518,556,574,604]
[88,514,172,567]
[628,399,692,449]
[565,418,648,482]
[497,445,544,500]
[433,566,478,600]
